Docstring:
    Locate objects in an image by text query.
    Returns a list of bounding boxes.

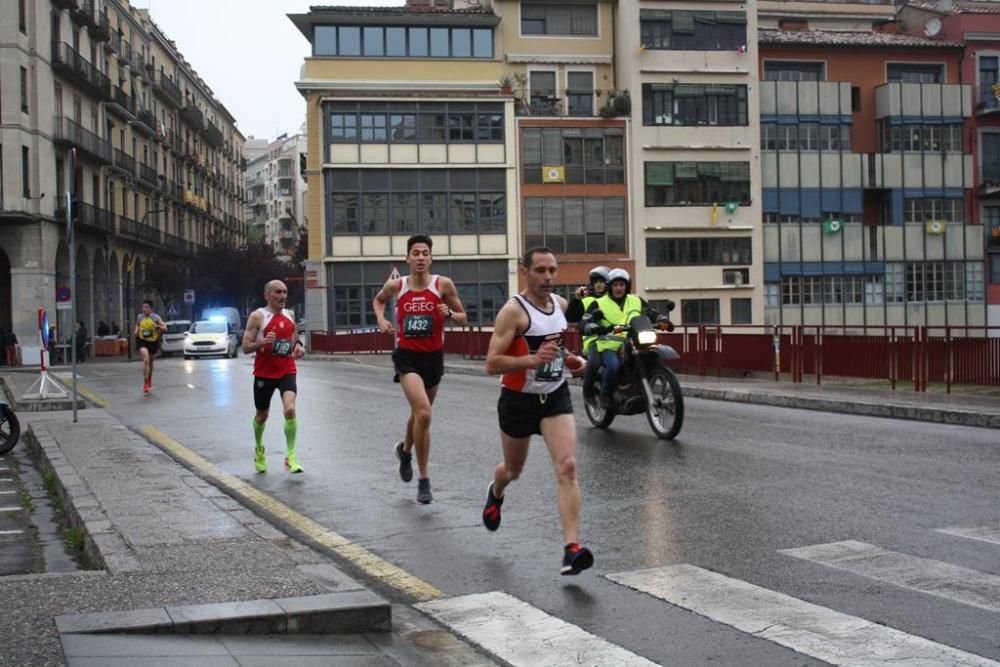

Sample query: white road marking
[781,540,1000,613]
[416,591,658,667]
[607,564,997,666]
[936,524,1000,547]
[0,490,16,495]
[0,507,23,512]
[0,529,24,535]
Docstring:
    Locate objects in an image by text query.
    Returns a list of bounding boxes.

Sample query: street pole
[68,148,78,423]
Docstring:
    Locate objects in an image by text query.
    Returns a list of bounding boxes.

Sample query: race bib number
[535,350,565,382]
[272,339,293,357]
[403,315,434,338]
[141,329,154,338]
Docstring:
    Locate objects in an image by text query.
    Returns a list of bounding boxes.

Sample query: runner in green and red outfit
[242,280,305,474]
[134,300,167,394]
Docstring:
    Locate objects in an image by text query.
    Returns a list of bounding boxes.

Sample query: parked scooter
[580,311,684,440]
[0,399,20,455]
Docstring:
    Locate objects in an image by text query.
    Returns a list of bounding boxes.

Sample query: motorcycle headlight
[637,330,658,345]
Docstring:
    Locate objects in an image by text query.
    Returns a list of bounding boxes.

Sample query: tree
[190,240,304,315]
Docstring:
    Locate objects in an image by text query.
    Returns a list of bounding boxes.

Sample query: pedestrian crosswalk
[418,529,1000,666]
[936,523,1000,547]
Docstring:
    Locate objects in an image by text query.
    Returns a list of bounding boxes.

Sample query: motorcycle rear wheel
[0,405,21,455]
[645,367,684,440]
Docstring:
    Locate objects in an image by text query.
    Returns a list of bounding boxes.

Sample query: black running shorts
[253,374,297,411]
[497,381,574,439]
[392,348,444,390]
[135,338,160,355]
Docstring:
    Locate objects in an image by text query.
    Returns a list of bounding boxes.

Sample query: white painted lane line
[0,490,16,495]
[936,524,1000,547]
[416,591,658,667]
[607,564,997,667]
[781,540,1000,614]
[0,529,23,535]
[0,507,23,512]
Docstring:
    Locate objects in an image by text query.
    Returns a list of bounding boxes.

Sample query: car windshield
[166,323,190,334]
[190,321,227,334]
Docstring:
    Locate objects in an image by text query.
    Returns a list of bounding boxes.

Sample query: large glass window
[731,298,752,324]
[326,102,503,145]
[522,127,624,184]
[640,10,746,51]
[522,3,598,36]
[903,198,964,224]
[646,237,751,266]
[883,261,981,302]
[567,72,594,116]
[886,63,944,84]
[681,299,720,324]
[524,197,625,253]
[644,161,751,206]
[980,56,999,110]
[983,132,1000,183]
[763,61,824,82]
[878,122,962,153]
[643,83,748,127]
[326,169,506,236]
[313,24,492,58]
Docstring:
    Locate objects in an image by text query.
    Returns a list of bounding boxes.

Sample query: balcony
[107,85,136,119]
[55,197,115,235]
[975,84,1000,116]
[88,10,111,41]
[52,0,77,9]
[514,90,630,118]
[119,40,132,67]
[180,104,205,131]
[137,162,158,189]
[106,28,120,54]
[119,215,161,247]
[865,152,972,190]
[875,82,972,120]
[51,42,110,99]
[161,232,193,256]
[70,1,96,27]
[53,117,113,164]
[204,121,224,148]
[153,72,182,108]
[132,108,157,136]
[113,148,136,176]
[980,163,1000,199]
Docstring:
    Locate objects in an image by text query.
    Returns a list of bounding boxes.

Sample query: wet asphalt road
[63,356,1000,665]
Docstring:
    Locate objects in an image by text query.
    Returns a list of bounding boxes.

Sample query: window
[640,10,746,51]
[763,61,824,81]
[723,268,750,285]
[880,122,962,153]
[979,56,999,110]
[886,63,944,84]
[819,124,851,151]
[681,299,720,325]
[903,198,963,224]
[643,84,748,126]
[529,70,557,109]
[983,133,1000,183]
[19,0,26,33]
[386,27,406,56]
[326,169,506,236]
[20,67,28,113]
[524,197,624,253]
[314,24,492,59]
[430,28,449,57]
[764,283,779,307]
[644,161,751,206]
[314,26,337,55]
[339,26,361,55]
[731,298,752,324]
[522,4,598,36]
[798,123,818,151]
[895,261,975,302]
[410,27,428,56]
[646,237,752,266]
[761,124,777,151]
[326,102,503,145]
[865,276,884,305]
[966,262,984,301]
[21,146,30,197]
[522,127,623,184]
[567,71,594,116]
[851,86,861,112]
[363,26,384,56]
[991,255,1000,285]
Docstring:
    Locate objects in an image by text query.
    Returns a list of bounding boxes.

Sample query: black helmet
[588,266,611,287]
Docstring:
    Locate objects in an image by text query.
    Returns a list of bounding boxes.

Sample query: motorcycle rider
[583,269,672,409]
[566,266,610,403]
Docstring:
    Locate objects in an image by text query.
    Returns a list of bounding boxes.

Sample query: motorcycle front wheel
[583,388,615,429]
[0,405,21,455]
[645,367,684,440]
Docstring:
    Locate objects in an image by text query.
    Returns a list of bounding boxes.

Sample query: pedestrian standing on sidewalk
[134,301,166,393]
[372,234,467,504]
[243,280,305,474]
[481,246,593,575]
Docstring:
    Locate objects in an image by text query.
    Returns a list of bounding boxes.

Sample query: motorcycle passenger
[584,269,671,409]
[566,266,611,403]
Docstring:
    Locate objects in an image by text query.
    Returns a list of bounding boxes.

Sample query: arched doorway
[0,245,11,332]
[92,247,108,328]
[75,245,92,335]
[108,251,122,334]
[54,241,70,344]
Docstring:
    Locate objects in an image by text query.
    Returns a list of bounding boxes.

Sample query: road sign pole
[68,147,78,423]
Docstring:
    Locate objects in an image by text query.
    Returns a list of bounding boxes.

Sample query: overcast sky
[138,0,404,141]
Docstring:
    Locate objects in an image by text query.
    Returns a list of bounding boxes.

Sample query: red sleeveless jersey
[253,307,297,378]
[395,275,445,353]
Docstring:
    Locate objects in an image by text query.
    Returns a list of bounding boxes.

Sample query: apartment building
[0,0,245,346]
[618,1,762,327]
[291,1,517,330]
[244,133,307,259]
[758,0,984,329]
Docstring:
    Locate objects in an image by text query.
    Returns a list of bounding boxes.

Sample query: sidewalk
[0,374,493,666]
[316,353,1000,430]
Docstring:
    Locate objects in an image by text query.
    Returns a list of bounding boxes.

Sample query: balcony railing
[161,232,193,256]
[53,117,113,164]
[119,40,132,66]
[55,197,115,235]
[70,1,96,27]
[114,148,136,176]
[138,163,158,187]
[88,10,111,41]
[153,72,182,107]
[976,84,1000,115]
[107,28,120,54]
[204,121,224,148]
[119,215,161,246]
[134,108,157,135]
[51,42,110,99]
[108,85,136,118]
[52,0,77,10]
[181,104,205,131]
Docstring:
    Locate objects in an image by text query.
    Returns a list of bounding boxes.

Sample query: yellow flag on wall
[926,220,945,235]
[710,202,719,225]
[542,166,565,183]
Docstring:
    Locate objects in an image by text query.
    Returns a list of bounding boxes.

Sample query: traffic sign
[167,303,179,317]
[183,289,195,305]
[56,301,72,310]
[388,265,401,282]
[56,286,72,302]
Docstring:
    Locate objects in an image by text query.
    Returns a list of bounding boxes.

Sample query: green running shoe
[284,453,303,474]
[254,447,267,474]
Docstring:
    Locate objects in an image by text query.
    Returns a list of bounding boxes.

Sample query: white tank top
[500,294,568,395]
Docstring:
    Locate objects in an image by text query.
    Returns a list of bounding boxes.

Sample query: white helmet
[608,268,631,292]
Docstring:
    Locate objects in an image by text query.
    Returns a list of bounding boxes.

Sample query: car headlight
[637,330,658,345]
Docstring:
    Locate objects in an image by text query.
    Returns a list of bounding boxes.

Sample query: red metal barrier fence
[310,325,1000,392]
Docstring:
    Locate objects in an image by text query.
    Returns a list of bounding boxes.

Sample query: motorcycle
[580,312,684,440]
[0,399,20,455]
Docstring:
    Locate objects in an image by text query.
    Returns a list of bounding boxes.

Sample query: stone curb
[314,355,998,429]
[54,590,390,635]
[1,373,87,412]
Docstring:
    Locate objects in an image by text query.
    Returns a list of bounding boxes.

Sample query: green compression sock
[253,418,265,449]
[284,418,297,454]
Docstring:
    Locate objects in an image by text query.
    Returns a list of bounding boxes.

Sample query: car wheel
[184,355,191,360]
